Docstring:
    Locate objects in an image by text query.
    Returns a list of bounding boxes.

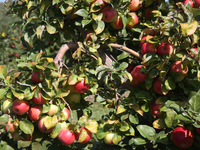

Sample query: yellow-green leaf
[180,21,198,36]
[85,119,98,133]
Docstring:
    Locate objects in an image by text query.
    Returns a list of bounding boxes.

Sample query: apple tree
[1,0,200,149]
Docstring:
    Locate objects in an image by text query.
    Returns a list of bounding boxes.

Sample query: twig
[61,97,73,124]
[16,81,32,87]
[109,43,142,60]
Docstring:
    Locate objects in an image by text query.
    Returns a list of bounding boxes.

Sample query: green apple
[66,93,81,105]
[47,104,58,116]
[2,99,13,114]
[104,132,115,145]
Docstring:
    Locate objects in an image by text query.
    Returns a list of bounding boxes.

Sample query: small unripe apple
[58,129,76,145]
[31,71,45,84]
[12,99,30,115]
[2,99,13,114]
[104,132,115,145]
[73,79,89,94]
[28,105,42,122]
[67,93,81,105]
[47,104,58,116]
[32,89,46,104]
[76,127,92,143]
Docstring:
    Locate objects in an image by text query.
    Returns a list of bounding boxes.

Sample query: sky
[0,0,6,2]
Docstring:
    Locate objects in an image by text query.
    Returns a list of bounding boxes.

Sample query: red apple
[2,99,13,114]
[47,104,58,116]
[38,116,54,133]
[20,134,33,141]
[151,101,163,117]
[129,0,141,11]
[140,35,154,47]
[126,64,134,73]
[85,31,93,41]
[189,48,198,57]
[153,77,167,95]
[76,127,92,143]
[102,6,117,22]
[183,0,194,7]
[144,8,152,18]
[32,89,46,104]
[28,105,42,122]
[5,118,18,133]
[170,61,188,82]
[31,71,45,84]
[141,43,157,55]
[58,129,76,145]
[172,126,194,149]
[59,107,70,121]
[196,127,200,134]
[73,79,89,93]
[131,77,141,87]
[104,132,115,145]
[157,41,174,57]
[131,65,148,83]
[12,99,30,115]
[91,0,106,8]
[111,16,123,29]
[194,0,200,7]
[67,92,81,104]
[126,12,139,29]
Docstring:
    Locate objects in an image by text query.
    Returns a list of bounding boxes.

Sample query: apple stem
[61,97,73,123]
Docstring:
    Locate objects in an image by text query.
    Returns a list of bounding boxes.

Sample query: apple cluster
[2,70,92,145]
[183,0,200,8]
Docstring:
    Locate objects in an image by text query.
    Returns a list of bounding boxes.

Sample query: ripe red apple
[111,16,123,29]
[11,131,21,141]
[12,99,30,115]
[196,128,200,134]
[129,0,141,11]
[28,105,42,122]
[151,101,163,117]
[183,0,194,7]
[58,129,76,145]
[5,118,18,133]
[102,6,117,22]
[153,77,167,95]
[126,12,139,29]
[141,43,157,55]
[38,116,54,133]
[104,132,115,145]
[131,65,148,83]
[140,35,154,47]
[76,127,92,143]
[67,92,81,104]
[126,63,134,73]
[47,104,58,116]
[59,107,70,121]
[2,99,13,114]
[91,0,106,9]
[189,48,198,57]
[157,41,174,57]
[144,8,152,18]
[131,78,141,87]
[73,79,89,93]
[170,61,188,82]
[172,126,194,149]
[31,71,45,84]
[32,89,46,104]
[194,0,200,7]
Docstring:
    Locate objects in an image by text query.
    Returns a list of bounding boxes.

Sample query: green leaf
[0,65,7,79]
[19,119,34,135]
[165,76,176,90]
[55,88,70,98]
[174,114,194,123]
[129,137,146,146]
[74,9,88,18]
[116,105,126,114]
[129,114,139,124]
[96,128,108,139]
[116,62,128,71]
[180,20,198,36]
[164,109,177,128]
[12,90,24,100]
[189,94,200,113]
[136,125,156,140]
[17,141,32,149]
[0,87,9,100]
[93,20,105,35]
[1,144,15,150]
[50,123,61,139]
[119,121,130,132]
[0,114,9,127]
[46,24,56,34]
[68,74,78,85]
[32,142,44,150]
[117,52,129,61]
[113,133,121,145]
